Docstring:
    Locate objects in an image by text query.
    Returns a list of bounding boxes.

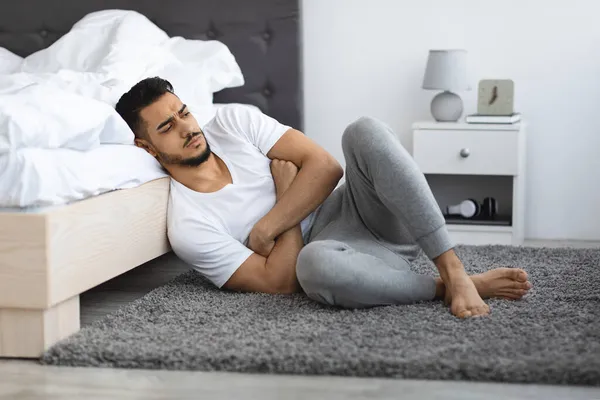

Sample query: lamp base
[431,91,463,122]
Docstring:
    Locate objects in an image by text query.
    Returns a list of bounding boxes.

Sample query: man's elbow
[275,279,302,294]
[268,276,301,294]
[264,263,302,294]
[322,153,344,182]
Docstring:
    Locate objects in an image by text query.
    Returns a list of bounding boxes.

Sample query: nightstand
[411,121,526,245]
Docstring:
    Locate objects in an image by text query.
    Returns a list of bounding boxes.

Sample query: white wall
[301,0,600,241]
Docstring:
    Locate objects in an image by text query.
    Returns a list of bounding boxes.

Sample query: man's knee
[297,241,336,285]
[296,240,349,304]
[342,116,398,155]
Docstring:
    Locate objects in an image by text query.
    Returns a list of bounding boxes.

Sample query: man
[116,77,532,319]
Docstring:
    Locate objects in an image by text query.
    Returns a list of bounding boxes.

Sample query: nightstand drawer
[413,129,520,175]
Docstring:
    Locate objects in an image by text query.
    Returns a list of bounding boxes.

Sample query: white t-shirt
[167,104,317,288]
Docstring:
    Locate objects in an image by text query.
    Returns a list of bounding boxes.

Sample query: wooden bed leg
[0,295,80,358]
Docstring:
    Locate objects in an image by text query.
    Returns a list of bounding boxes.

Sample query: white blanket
[0,48,23,73]
[0,9,244,153]
[0,83,135,153]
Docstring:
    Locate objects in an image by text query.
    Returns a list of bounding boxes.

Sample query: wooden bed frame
[0,0,300,358]
[0,178,171,357]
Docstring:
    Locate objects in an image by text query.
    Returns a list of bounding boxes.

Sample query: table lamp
[422,49,470,122]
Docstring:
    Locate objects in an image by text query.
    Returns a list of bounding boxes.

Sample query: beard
[156,132,212,168]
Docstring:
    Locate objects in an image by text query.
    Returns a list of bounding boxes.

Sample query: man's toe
[512,268,528,282]
[469,305,489,317]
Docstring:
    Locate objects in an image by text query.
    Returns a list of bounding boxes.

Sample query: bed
[0,0,301,358]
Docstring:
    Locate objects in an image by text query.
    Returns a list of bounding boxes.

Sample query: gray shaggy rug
[41,245,600,386]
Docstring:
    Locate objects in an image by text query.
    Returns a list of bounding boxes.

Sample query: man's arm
[223,224,304,294]
[249,129,344,256]
[223,160,304,294]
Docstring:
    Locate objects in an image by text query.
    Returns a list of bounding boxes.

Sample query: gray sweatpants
[296,116,455,309]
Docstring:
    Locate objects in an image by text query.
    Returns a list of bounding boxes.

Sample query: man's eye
[162,125,171,133]
[183,112,190,117]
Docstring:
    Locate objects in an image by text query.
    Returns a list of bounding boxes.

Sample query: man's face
[137,92,210,167]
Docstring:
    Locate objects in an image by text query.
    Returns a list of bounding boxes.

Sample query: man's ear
[135,138,157,158]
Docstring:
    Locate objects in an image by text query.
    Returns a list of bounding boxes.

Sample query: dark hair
[115,77,175,139]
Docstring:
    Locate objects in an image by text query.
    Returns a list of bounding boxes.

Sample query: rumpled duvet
[0,9,244,153]
[0,9,244,208]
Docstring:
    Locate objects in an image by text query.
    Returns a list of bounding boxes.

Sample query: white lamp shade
[422,49,470,91]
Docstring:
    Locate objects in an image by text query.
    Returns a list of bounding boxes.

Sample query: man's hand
[247,159,299,256]
[270,159,299,199]
[247,222,275,258]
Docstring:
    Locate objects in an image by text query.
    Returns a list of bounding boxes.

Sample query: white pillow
[0,84,134,153]
[0,48,23,73]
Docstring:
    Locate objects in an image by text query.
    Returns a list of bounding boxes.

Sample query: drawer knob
[459,148,470,158]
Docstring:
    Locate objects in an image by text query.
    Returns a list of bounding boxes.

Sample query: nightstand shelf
[444,214,512,226]
[411,121,526,246]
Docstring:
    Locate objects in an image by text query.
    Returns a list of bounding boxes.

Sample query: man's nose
[179,120,194,137]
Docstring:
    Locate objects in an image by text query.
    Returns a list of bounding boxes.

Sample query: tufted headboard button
[262,31,271,41]
[262,87,272,97]
[206,30,217,39]
[39,29,48,38]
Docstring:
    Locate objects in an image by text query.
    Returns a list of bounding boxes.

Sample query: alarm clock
[477,79,514,116]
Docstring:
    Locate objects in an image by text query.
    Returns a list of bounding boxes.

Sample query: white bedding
[0,104,257,209]
[0,144,168,209]
[0,48,23,74]
[0,10,244,154]
[0,9,249,209]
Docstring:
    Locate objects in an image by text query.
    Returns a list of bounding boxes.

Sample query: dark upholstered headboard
[0,0,302,129]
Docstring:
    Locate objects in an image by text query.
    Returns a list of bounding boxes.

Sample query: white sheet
[0,144,167,208]
[0,104,258,209]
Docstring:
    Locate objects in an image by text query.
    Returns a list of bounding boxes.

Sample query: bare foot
[445,273,490,319]
[433,249,529,319]
[437,267,532,304]
[471,268,532,300]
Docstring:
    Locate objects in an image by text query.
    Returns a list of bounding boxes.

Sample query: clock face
[477,79,514,115]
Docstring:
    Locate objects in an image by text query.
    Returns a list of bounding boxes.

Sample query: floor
[1,239,599,400]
